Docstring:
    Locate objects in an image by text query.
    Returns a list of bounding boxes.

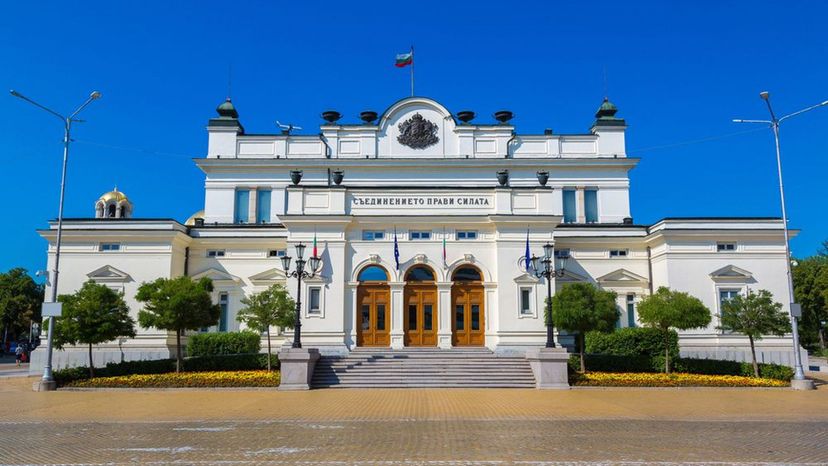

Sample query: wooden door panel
[451,285,485,346]
[404,285,437,347]
[357,285,390,347]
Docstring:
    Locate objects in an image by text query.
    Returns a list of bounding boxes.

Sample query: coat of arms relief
[397,113,439,149]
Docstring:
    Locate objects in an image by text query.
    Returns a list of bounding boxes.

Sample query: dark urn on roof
[494,110,513,124]
[360,111,378,124]
[321,110,341,124]
[457,111,475,124]
[216,98,239,119]
[332,169,344,185]
[290,170,303,185]
[536,170,549,186]
[497,170,509,186]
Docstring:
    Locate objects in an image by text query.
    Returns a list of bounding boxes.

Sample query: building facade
[33,96,804,371]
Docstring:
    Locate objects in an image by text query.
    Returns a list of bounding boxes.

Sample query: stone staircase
[311,347,536,388]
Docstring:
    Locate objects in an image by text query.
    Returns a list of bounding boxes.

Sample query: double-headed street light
[10,89,102,390]
[530,243,569,348]
[734,91,828,386]
[280,243,321,349]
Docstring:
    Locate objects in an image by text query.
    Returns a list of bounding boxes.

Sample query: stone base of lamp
[790,378,815,391]
[278,347,320,391]
[526,347,570,389]
[33,379,57,392]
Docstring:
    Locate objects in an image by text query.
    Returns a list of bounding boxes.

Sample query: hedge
[187,331,261,357]
[568,354,794,381]
[53,353,278,387]
[586,327,680,361]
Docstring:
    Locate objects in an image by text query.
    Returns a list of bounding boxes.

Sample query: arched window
[107,204,117,217]
[405,266,435,282]
[453,266,482,282]
[357,265,388,282]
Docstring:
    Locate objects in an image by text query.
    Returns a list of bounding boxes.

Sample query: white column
[437,282,453,349]
[390,282,405,349]
[248,188,258,223]
[576,187,585,223]
[346,282,358,349]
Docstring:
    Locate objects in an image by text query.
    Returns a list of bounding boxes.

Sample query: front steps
[311,347,536,388]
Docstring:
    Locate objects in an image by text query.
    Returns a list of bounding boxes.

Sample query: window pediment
[191,267,241,284]
[597,268,648,286]
[248,268,287,286]
[709,264,754,283]
[86,265,132,283]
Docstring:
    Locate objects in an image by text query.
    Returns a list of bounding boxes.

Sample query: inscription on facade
[351,195,491,208]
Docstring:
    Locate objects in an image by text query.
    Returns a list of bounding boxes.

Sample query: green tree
[136,277,221,372]
[550,282,618,373]
[718,289,790,378]
[54,281,136,377]
[637,286,711,373]
[237,284,295,371]
[0,268,44,350]
[792,255,828,351]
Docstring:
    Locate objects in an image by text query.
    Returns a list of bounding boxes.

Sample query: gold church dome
[99,187,129,203]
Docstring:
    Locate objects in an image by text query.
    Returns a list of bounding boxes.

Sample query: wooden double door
[404,284,437,346]
[356,284,390,347]
[452,284,485,346]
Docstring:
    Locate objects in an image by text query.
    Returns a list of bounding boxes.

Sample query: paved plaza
[0,376,826,465]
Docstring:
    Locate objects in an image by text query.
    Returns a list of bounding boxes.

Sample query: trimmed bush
[586,327,680,361]
[53,352,277,387]
[187,331,261,357]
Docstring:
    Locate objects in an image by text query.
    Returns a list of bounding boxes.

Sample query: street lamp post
[734,91,828,388]
[530,243,569,348]
[280,243,320,349]
[10,89,101,390]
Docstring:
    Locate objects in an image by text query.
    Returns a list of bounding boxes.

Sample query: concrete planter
[277,348,320,390]
[526,347,570,389]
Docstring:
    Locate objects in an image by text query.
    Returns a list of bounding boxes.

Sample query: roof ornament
[397,113,439,149]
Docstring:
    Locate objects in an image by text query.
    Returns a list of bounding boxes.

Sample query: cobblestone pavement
[1,377,827,465]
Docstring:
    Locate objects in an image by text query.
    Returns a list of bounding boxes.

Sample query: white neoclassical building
[33,95,804,371]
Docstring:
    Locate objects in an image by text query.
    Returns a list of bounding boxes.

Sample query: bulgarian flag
[395,49,413,68]
[312,230,318,258]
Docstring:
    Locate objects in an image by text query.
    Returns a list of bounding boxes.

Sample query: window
[99,243,120,252]
[362,230,385,241]
[453,266,482,282]
[563,189,576,223]
[717,242,736,252]
[268,249,287,258]
[457,230,477,240]
[609,249,628,258]
[405,266,435,282]
[555,249,571,259]
[207,249,225,258]
[719,289,740,333]
[410,230,432,240]
[584,189,598,223]
[234,189,250,224]
[626,293,636,328]
[520,287,533,315]
[256,189,271,223]
[308,287,321,315]
[357,265,388,282]
[218,292,229,332]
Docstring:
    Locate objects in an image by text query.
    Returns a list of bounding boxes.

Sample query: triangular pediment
[249,268,287,286]
[87,265,132,283]
[513,272,541,284]
[597,268,648,284]
[191,267,241,284]
[557,269,590,283]
[709,264,754,282]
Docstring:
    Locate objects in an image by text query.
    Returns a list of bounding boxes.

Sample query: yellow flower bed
[66,370,280,388]
[574,371,787,387]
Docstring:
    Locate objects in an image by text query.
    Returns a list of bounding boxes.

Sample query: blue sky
[2,1,827,276]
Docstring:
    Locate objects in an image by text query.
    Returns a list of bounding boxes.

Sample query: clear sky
[2,1,827,277]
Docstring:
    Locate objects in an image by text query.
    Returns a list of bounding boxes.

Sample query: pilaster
[437,282,453,349]
[390,282,405,349]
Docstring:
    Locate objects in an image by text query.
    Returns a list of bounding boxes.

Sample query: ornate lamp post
[280,243,320,349]
[530,243,569,348]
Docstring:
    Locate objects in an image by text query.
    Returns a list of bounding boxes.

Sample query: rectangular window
[455,304,465,331]
[408,304,418,330]
[268,249,287,258]
[457,230,478,240]
[207,250,225,258]
[626,293,636,328]
[218,292,229,332]
[609,249,628,258]
[423,304,433,330]
[520,287,532,315]
[256,189,271,224]
[717,242,736,252]
[563,189,576,223]
[376,304,386,330]
[99,243,120,252]
[719,289,740,333]
[362,230,385,241]
[410,230,432,240]
[555,248,571,259]
[584,189,598,223]
[308,287,321,315]
[234,189,250,224]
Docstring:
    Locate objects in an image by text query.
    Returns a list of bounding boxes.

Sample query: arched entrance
[451,266,485,346]
[403,265,437,346]
[356,265,390,347]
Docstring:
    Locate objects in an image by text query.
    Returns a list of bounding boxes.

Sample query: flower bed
[65,370,280,389]
[572,371,788,388]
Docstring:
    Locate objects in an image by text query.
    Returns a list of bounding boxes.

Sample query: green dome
[216,98,239,118]
[595,97,618,119]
